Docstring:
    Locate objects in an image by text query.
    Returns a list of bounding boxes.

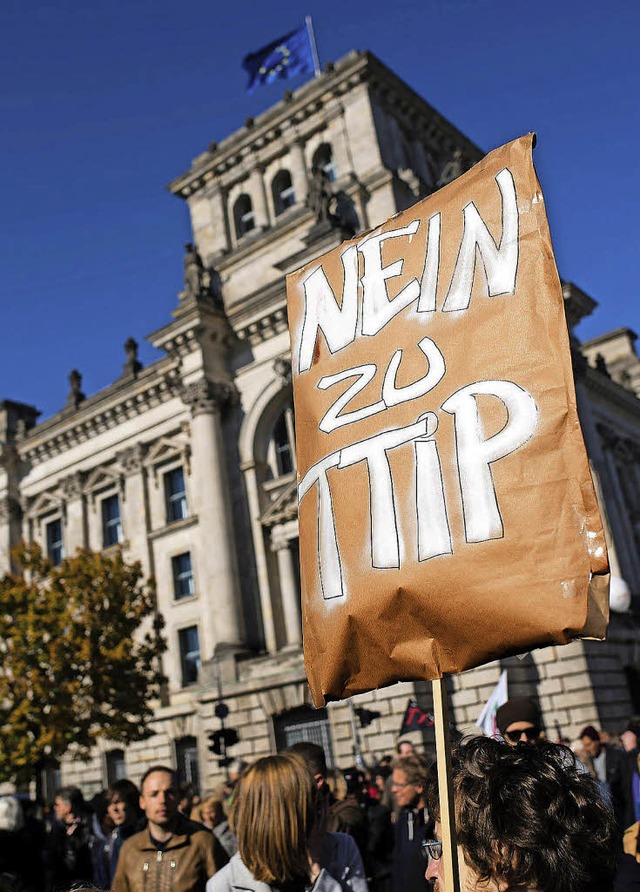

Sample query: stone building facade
[2,50,640,798]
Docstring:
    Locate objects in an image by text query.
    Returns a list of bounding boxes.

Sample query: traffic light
[355,707,381,727]
[214,702,229,720]
[208,727,239,755]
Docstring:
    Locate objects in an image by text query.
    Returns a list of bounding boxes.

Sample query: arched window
[234,194,255,238]
[272,408,295,476]
[312,143,336,182]
[272,170,295,216]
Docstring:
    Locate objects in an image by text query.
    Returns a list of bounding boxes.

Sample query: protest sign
[287,134,609,708]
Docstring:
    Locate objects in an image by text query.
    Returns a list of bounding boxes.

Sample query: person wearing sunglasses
[390,753,433,892]
[422,736,616,892]
[495,696,542,746]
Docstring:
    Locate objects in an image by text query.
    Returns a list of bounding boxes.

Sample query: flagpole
[305,15,322,77]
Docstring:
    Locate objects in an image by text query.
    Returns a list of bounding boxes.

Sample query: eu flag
[242,26,314,93]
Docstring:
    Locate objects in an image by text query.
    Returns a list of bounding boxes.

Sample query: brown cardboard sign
[286,135,609,707]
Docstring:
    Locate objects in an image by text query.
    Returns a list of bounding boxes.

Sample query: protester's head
[105,778,140,829]
[286,741,328,788]
[139,766,178,829]
[177,782,193,815]
[495,697,541,745]
[424,737,616,892]
[391,753,429,809]
[194,794,226,829]
[230,753,314,884]
[343,767,365,798]
[374,764,391,792]
[621,718,640,753]
[228,759,249,785]
[580,724,602,758]
[0,796,23,833]
[53,785,85,823]
[325,768,348,801]
[396,739,415,757]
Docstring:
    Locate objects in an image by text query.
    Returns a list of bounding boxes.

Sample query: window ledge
[171,593,198,606]
[102,541,129,557]
[149,515,199,542]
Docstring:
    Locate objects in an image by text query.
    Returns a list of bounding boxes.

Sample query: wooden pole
[432,676,461,892]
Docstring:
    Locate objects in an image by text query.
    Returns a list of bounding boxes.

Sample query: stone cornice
[584,364,640,417]
[148,299,235,357]
[19,361,182,468]
[169,52,367,198]
[180,378,238,416]
[168,50,483,201]
[235,306,288,347]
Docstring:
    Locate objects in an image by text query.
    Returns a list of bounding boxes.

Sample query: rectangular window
[172,552,195,599]
[46,518,63,565]
[176,736,200,795]
[105,749,126,785]
[102,494,123,547]
[178,626,200,686]
[164,467,188,523]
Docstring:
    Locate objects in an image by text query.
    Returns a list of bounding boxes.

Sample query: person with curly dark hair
[423,736,617,892]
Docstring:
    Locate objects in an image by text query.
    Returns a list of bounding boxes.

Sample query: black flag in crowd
[399,698,434,735]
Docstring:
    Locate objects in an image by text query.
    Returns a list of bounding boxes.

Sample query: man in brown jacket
[113,765,223,892]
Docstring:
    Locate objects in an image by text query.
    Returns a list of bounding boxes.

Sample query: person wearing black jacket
[390,755,432,892]
[44,786,95,892]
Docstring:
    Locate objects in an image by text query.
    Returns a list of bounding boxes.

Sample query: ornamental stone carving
[61,472,85,500]
[117,443,146,476]
[180,379,237,417]
[273,357,292,387]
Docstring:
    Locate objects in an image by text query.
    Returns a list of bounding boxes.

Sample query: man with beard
[113,766,224,892]
[423,737,616,892]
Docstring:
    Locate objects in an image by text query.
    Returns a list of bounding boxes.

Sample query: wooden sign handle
[432,676,461,892]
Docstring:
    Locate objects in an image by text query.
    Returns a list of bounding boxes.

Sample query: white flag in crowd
[476,670,508,738]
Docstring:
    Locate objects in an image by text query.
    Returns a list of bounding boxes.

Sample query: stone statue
[436,148,466,189]
[183,242,206,297]
[122,337,143,378]
[66,369,85,410]
[307,165,333,223]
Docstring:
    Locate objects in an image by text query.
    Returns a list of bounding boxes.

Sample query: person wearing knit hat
[495,697,542,745]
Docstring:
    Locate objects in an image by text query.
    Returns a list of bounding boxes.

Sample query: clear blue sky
[2,0,638,420]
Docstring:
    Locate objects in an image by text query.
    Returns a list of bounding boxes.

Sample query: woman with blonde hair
[206,753,365,892]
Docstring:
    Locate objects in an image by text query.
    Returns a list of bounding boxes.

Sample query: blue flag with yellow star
[242,25,314,93]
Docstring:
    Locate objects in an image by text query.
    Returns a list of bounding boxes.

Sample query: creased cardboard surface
[286,135,609,707]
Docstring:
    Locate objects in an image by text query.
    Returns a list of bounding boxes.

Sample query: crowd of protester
[1,706,640,892]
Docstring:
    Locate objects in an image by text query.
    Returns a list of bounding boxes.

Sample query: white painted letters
[441,381,538,542]
[298,244,359,373]
[443,168,519,312]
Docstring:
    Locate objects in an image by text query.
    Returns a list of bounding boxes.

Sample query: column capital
[117,443,146,476]
[270,529,289,552]
[60,471,85,500]
[180,379,238,417]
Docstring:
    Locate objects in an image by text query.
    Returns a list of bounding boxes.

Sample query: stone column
[271,528,302,647]
[573,374,628,581]
[116,444,152,576]
[599,427,640,588]
[250,167,270,229]
[289,140,308,206]
[205,183,231,255]
[182,379,244,648]
[241,459,277,653]
[61,472,87,552]
[0,496,21,573]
